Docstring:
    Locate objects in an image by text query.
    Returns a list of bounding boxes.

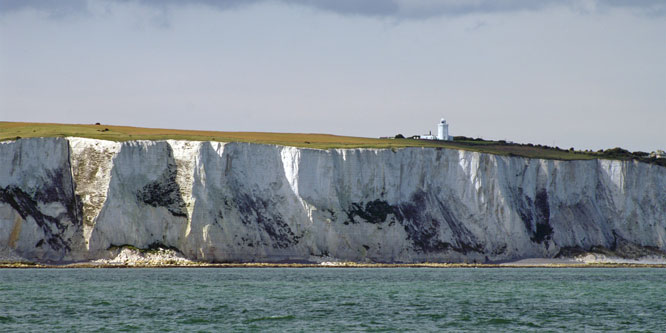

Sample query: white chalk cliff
[1,137,665,263]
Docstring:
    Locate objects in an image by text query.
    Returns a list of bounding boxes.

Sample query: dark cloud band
[2,0,664,19]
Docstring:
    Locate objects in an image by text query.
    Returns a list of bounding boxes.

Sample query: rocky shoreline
[3,262,666,269]
[2,246,665,269]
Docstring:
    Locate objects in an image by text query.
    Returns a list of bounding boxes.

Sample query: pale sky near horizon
[1,0,664,152]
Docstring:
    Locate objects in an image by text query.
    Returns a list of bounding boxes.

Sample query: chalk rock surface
[1,137,664,263]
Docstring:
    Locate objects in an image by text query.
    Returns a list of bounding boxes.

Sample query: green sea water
[1,268,664,332]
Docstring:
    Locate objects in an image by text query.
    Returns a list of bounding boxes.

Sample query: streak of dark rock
[135,148,187,217]
[0,186,71,251]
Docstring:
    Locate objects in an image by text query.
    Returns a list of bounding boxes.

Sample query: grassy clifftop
[1,122,663,165]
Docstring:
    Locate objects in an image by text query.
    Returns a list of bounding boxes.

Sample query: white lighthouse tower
[437,118,450,141]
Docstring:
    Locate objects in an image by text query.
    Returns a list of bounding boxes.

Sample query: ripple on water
[1,267,665,331]
[244,314,296,324]
[179,317,213,325]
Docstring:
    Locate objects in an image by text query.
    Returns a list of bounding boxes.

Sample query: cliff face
[1,137,664,263]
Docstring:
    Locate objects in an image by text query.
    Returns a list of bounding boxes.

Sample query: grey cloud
[284,0,400,17]
[602,0,666,15]
[2,0,665,19]
[0,0,254,17]
[288,0,666,18]
[0,0,89,17]
[604,0,666,7]
[127,0,260,11]
[287,0,560,19]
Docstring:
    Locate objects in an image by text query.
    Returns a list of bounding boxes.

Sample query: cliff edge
[1,137,664,264]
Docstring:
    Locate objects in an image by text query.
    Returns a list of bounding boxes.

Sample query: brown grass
[1,121,443,149]
[0,121,648,163]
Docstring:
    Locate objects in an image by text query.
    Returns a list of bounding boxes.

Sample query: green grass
[1,121,663,165]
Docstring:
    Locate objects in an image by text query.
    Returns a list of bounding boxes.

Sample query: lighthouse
[437,118,450,141]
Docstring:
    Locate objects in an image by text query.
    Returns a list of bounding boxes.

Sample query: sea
[1,267,664,332]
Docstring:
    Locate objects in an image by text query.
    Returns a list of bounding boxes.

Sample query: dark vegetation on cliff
[344,194,483,255]
[1,122,664,166]
[0,169,82,254]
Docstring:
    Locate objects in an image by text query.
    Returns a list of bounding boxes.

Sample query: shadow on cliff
[552,160,666,258]
[187,142,306,262]
[0,138,84,262]
[298,148,485,262]
[88,141,188,253]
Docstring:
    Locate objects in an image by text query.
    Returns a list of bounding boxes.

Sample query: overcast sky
[1,0,664,151]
